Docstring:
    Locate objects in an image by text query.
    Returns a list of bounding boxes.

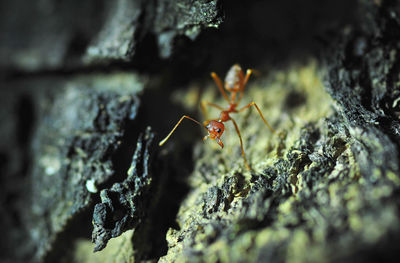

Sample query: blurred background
[2,0,400,262]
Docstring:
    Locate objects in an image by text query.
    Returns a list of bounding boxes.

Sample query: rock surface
[92,127,156,252]
[1,0,400,263]
[0,0,222,71]
[0,73,144,262]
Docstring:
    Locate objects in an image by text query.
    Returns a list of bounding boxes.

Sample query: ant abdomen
[224,64,244,91]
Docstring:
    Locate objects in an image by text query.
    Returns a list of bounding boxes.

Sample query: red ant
[159,64,275,170]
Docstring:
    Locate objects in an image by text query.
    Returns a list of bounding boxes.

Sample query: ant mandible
[159,64,275,170]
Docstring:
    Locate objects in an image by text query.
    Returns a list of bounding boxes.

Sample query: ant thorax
[219,111,230,122]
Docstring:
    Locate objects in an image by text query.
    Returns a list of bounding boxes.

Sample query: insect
[159,64,274,170]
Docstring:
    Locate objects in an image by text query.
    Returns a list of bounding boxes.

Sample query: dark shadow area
[43,208,94,263]
[0,92,36,261]
[16,94,35,177]
[100,98,142,191]
[283,90,308,111]
[16,94,35,146]
[337,230,400,263]
[130,83,198,260]
[2,1,358,90]
[131,144,193,261]
[139,0,358,87]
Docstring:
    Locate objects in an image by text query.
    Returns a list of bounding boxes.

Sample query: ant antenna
[159,115,205,146]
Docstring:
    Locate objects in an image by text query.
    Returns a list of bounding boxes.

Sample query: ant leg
[238,69,253,103]
[201,100,224,122]
[204,101,224,110]
[211,72,231,103]
[159,115,205,146]
[243,69,253,87]
[200,101,209,120]
[238,102,275,133]
[230,118,251,170]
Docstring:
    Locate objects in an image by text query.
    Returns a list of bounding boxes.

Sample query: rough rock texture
[1,0,222,70]
[326,0,400,178]
[85,0,143,62]
[92,127,156,252]
[159,62,356,263]
[152,0,222,58]
[85,0,223,61]
[1,0,400,263]
[0,0,106,71]
[157,1,400,262]
[0,73,144,262]
[85,0,222,61]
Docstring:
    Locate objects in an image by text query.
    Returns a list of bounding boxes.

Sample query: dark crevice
[15,94,35,177]
[99,100,142,191]
[132,145,192,261]
[344,34,370,67]
[359,64,374,113]
[130,34,165,74]
[43,207,94,263]
[378,0,400,41]
[337,229,400,263]
[381,49,400,118]
[16,94,35,147]
[130,81,196,261]
[1,61,140,82]
[65,31,91,60]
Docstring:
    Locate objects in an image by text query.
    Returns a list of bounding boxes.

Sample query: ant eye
[217,128,221,133]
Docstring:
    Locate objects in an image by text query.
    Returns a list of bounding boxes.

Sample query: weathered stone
[85,0,143,62]
[152,0,222,58]
[2,1,400,262]
[0,73,144,262]
[92,127,156,252]
[0,0,105,71]
[0,0,222,70]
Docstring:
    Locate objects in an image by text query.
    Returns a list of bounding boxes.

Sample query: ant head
[204,120,225,148]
